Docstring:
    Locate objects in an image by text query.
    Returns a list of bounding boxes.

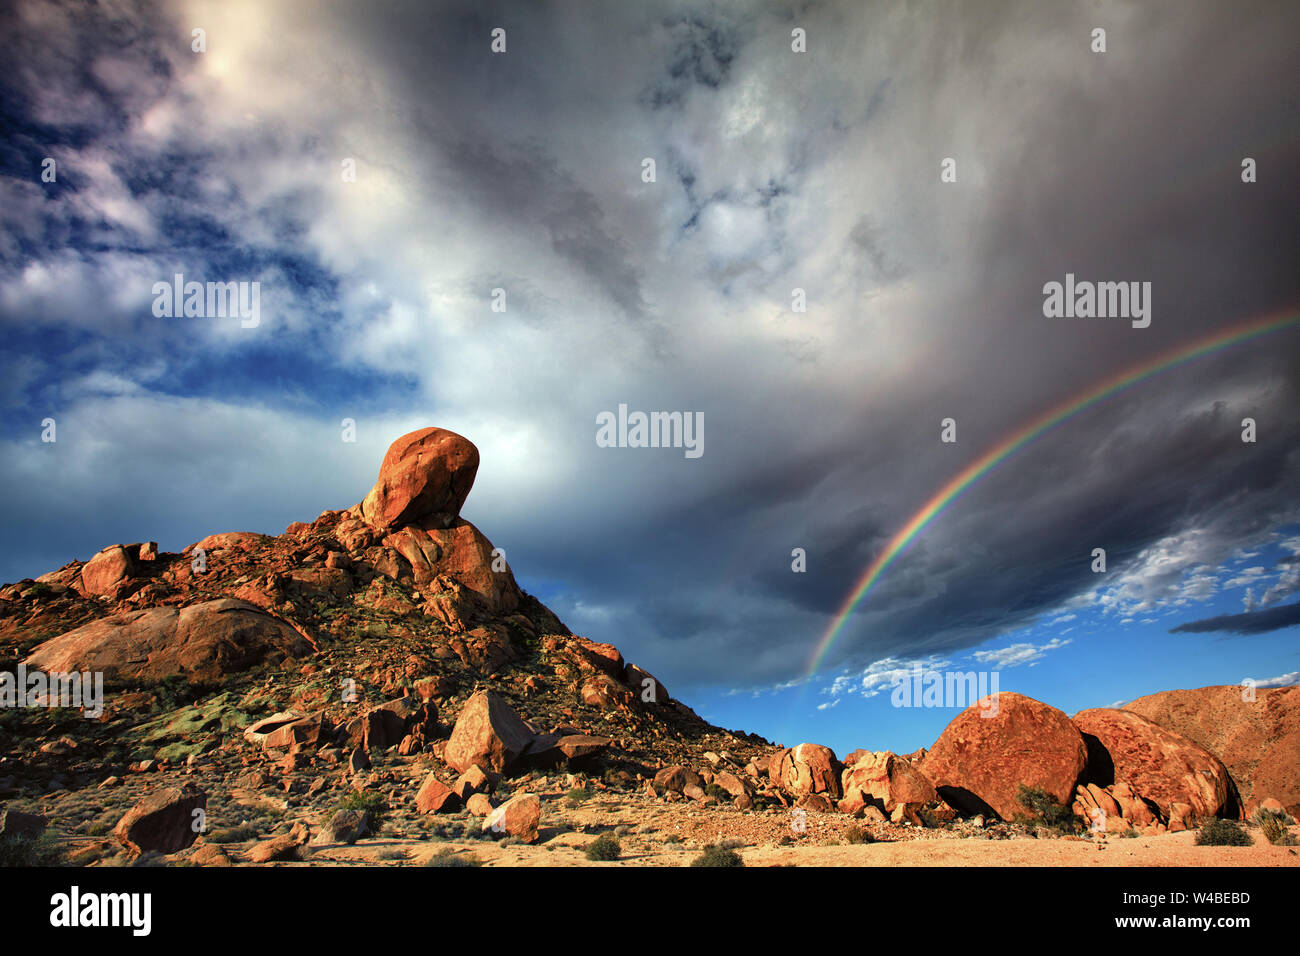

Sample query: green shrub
[704,783,729,801]
[333,792,388,833]
[1014,785,1079,833]
[690,844,744,867]
[565,786,589,808]
[207,824,259,844]
[584,833,621,861]
[1194,818,1253,847]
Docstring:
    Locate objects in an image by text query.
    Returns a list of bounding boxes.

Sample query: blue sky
[2,0,1298,758]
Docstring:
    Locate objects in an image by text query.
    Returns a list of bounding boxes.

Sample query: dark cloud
[2,0,1299,700]
[1172,602,1300,636]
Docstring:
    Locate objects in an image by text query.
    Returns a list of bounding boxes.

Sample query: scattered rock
[483,792,541,843]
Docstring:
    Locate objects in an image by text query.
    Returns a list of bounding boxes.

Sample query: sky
[2,0,1298,757]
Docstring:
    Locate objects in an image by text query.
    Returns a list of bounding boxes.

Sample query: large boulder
[443,691,537,774]
[23,599,312,683]
[769,743,842,798]
[114,786,207,855]
[920,692,1087,820]
[358,427,479,533]
[840,751,937,814]
[79,544,136,597]
[1072,707,1238,821]
[1125,684,1299,818]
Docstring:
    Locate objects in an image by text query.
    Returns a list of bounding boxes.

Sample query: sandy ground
[224,790,1300,867]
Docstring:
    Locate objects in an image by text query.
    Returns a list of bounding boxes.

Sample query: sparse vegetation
[1194,818,1253,847]
[0,832,64,867]
[584,833,621,861]
[425,847,482,867]
[843,824,873,844]
[1014,785,1079,834]
[690,844,744,867]
[1251,808,1297,846]
[565,785,589,808]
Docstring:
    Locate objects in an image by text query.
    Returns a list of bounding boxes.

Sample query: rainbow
[806,308,1300,679]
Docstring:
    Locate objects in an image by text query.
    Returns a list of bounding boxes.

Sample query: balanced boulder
[358,427,479,533]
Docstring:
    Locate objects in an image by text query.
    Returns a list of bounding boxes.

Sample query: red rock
[653,766,702,793]
[24,599,312,683]
[190,532,267,554]
[797,793,834,812]
[483,792,541,843]
[623,663,669,704]
[79,545,136,596]
[713,771,751,799]
[114,786,206,854]
[919,692,1086,820]
[358,427,479,533]
[572,638,624,677]
[770,743,842,798]
[415,774,461,814]
[245,835,300,863]
[580,673,635,710]
[454,765,493,799]
[554,735,612,763]
[1073,708,1236,821]
[1109,780,1159,827]
[444,690,536,773]
[841,751,937,813]
[264,713,329,752]
[191,844,231,866]
[466,793,494,816]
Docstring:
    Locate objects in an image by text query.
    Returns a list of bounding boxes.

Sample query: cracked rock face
[358,427,480,533]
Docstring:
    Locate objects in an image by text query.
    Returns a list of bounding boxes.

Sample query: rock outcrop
[24,598,313,683]
[1072,707,1239,821]
[920,692,1087,820]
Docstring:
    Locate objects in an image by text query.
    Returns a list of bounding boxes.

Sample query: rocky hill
[0,427,1293,866]
[1125,684,1299,818]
